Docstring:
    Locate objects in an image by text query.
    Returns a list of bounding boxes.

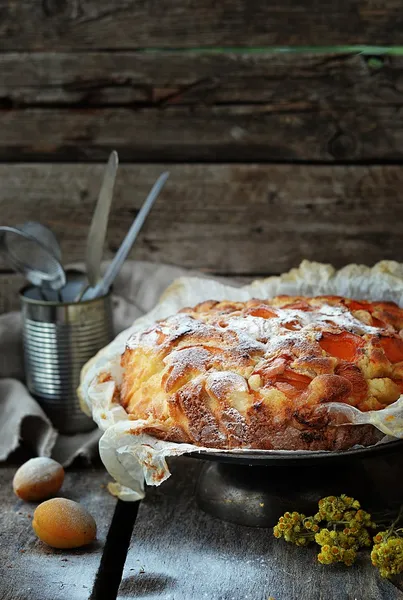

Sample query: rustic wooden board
[118,458,403,600]
[2,51,402,162]
[1,103,403,162]
[1,1,402,49]
[0,164,402,281]
[1,52,400,108]
[0,466,117,600]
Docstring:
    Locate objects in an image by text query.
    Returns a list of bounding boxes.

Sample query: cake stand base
[195,451,403,528]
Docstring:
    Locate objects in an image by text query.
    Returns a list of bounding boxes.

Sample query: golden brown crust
[117,295,403,451]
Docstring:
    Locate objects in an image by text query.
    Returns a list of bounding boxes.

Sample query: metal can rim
[19,284,113,308]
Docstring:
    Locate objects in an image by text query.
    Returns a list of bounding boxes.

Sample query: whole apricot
[13,457,64,502]
[32,498,97,549]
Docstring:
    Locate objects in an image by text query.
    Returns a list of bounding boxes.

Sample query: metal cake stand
[190,440,403,527]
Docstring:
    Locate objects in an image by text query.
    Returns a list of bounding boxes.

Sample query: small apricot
[13,457,64,502]
[32,498,97,549]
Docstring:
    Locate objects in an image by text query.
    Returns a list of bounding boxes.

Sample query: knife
[85,150,119,287]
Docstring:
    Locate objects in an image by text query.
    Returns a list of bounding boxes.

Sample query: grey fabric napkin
[0,261,227,466]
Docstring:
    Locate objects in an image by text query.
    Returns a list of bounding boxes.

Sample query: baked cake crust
[117,296,403,451]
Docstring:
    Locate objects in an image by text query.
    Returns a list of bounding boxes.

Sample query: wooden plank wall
[1,1,403,47]
[2,52,403,162]
[1,1,403,312]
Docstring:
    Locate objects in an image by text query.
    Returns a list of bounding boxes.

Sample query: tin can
[20,282,113,434]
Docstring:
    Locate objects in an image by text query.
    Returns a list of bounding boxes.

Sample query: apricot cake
[116,296,403,451]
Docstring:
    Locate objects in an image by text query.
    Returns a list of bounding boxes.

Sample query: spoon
[0,222,66,294]
[84,171,169,300]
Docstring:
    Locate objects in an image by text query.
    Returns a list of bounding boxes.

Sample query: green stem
[383,506,403,541]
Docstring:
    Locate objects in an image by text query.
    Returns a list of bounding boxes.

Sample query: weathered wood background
[1,1,403,47]
[1,1,402,314]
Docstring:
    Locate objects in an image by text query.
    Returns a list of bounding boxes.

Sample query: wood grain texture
[0,467,116,600]
[1,103,402,162]
[118,458,403,600]
[1,52,400,108]
[0,163,402,279]
[1,51,402,162]
[1,0,403,49]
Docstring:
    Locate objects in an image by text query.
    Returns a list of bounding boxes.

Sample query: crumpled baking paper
[79,260,403,501]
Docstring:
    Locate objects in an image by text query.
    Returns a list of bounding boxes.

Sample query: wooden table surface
[1,458,402,600]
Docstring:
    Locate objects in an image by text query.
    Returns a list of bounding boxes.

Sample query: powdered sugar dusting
[206,371,249,394]
[127,300,380,364]
[226,304,379,342]
[128,313,222,350]
[219,303,380,358]
[163,346,214,382]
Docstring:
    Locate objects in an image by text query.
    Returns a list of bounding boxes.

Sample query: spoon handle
[85,151,118,287]
[88,171,169,299]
